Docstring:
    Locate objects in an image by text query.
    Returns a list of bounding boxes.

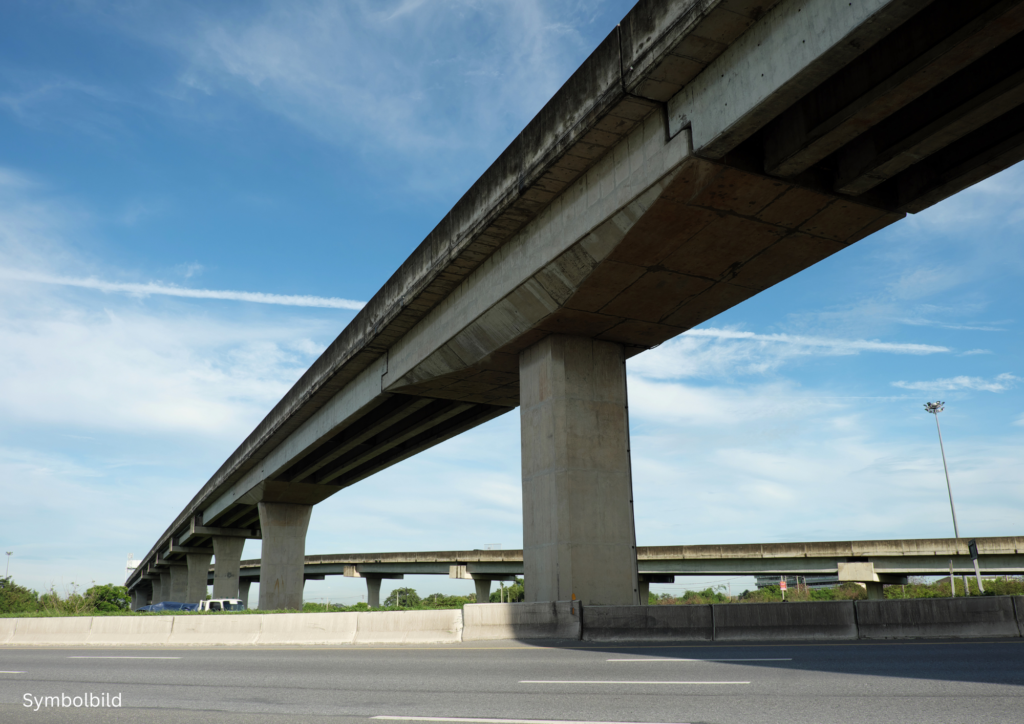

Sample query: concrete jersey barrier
[713,601,858,641]
[582,604,712,642]
[3,596,1024,646]
[167,614,263,645]
[257,612,358,645]
[87,616,173,645]
[463,601,580,641]
[855,597,1021,639]
[353,609,462,644]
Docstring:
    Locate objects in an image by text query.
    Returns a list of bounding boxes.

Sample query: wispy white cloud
[630,327,949,380]
[892,373,1018,393]
[960,349,993,356]
[0,268,365,310]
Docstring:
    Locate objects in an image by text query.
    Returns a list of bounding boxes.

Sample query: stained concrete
[520,335,639,606]
[185,553,211,603]
[212,536,245,599]
[168,565,188,602]
[238,578,252,609]
[257,502,312,611]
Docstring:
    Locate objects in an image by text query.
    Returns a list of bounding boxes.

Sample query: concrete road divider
[10,617,94,645]
[0,618,18,644]
[714,601,858,641]
[463,602,580,641]
[1015,597,1024,637]
[582,605,713,642]
[87,616,173,645]
[167,614,263,645]
[856,597,1020,639]
[353,610,462,644]
[257,612,358,645]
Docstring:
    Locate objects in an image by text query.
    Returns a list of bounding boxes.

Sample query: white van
[197,598,245,612]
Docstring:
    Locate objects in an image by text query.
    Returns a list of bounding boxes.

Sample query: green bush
[85,583,130,612]
[0,578,41,614]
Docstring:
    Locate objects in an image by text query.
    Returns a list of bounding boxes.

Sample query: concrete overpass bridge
[132,535,1024,609]
[126,0,1024,611]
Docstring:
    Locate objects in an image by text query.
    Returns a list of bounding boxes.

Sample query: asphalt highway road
[1,639,1022,724]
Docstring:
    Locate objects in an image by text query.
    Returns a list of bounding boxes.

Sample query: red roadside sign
[780,579,788,591]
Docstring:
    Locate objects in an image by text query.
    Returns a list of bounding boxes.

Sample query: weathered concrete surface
[86,617,173,646]
[257,502,312,611]
[352,610,463,644]
[238,579,252,609]
[158,572,170,603]
[520,335,639,606]
[166,615,263,645]
[0,618,16,645]
[856,597,1021,639]
[462,601,581,641]
[582,604,713,642]
[186,552,212,603]
[8,617,94,645]
[212,536,245,599]
[714,601,858,641]
[257,612,358,645]
[168,565,187,602]
[474,579,491,604]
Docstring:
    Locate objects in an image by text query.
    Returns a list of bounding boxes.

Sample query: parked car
[196,598,245,612]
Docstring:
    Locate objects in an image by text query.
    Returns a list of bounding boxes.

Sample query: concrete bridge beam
[520,334,639,606]
[257,502,312,611]
[186,552,212,603]
[212,536,246,599]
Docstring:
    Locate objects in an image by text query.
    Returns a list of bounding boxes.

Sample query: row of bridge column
[133,333,642,610]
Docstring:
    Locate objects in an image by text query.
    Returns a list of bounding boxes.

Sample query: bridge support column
[158,572,170,603]
[238,578,252,609]
[186,553,212,603]
[168,564,188,602]
[366,578,382,609]
[638,578,650,605]
[212,537,245,599]
[474,579,491,604]
[865,582,885,600]
[257,502,312,611]
[519,334,639,606]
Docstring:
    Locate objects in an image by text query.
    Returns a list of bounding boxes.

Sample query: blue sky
[1,0,1021,605]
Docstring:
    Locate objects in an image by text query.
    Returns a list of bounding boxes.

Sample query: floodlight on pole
[925,401,968,594]
[4,552,11,580]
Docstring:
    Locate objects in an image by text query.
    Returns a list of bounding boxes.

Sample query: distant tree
[488,578,525,603]
[0,578,41,614]
[85,583,131,612]
[421,593,475,609]
[383,587,421,608]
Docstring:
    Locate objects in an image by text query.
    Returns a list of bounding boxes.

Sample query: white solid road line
[374,718,692,724]
[0,671,25,674]
[67,656,182,659]
[606,655,790,663]
[518,680,750,685]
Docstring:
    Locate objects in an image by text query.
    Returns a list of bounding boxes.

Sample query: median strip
[607,658,791,662]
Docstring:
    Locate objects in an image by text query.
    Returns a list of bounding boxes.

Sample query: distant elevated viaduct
[127,0,1024,610]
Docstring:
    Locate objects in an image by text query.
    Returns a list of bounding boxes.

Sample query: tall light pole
[4,552,11,580]
[924,402,969,594]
